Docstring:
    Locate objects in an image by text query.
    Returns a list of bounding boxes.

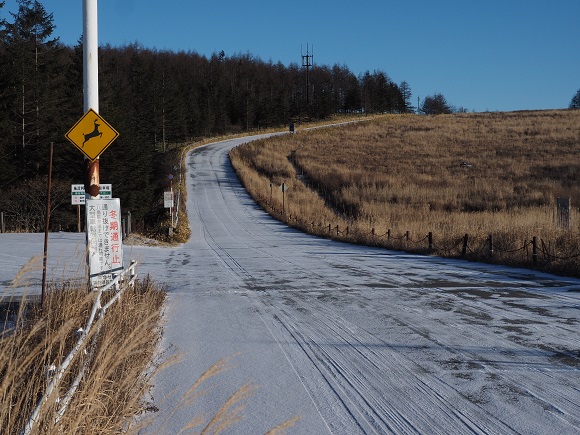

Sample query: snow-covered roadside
[2,132,579,434]
[0,232,86,298]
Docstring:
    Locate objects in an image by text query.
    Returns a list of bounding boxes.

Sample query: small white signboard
[71,184,85,205]
[164,191,174,209]
[71,184,113,205]
[86,198,123,289]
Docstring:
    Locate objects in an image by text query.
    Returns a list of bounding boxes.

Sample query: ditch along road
[130,133,580,434]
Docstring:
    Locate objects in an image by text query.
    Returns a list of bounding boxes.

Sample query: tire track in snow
[380,287,580,429]
[256,290,518,434]
[325,285,580,432]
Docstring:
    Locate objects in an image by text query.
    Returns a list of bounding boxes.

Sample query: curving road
[124,133,580,434]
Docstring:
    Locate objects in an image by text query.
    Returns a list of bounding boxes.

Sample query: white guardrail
[22,260,138,435]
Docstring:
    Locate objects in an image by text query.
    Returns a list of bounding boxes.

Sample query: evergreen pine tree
[2,0,64,177]
[569,89,580,109]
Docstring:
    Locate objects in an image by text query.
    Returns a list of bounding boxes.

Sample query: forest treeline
[0,1,413,232]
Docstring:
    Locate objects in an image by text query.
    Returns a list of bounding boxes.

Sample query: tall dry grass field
[0,278,166,434]
[230,110,580,276]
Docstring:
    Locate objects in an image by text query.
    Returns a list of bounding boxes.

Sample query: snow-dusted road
[139,135,580,434]
[2,133,580,434]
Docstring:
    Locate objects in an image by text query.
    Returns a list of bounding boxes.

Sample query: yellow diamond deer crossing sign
[65,108,119,161]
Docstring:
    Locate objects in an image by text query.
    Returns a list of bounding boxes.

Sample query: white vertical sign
[86,198,123,288]
[72,184,85,205]
[164,191,174,209]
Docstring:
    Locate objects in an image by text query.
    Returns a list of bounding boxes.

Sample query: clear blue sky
[2,0,579,112]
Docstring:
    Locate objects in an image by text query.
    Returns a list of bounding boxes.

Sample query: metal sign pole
[63,2,121,290]
[170,175,174,227]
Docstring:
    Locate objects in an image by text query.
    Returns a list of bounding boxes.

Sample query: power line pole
[301,44,314,107]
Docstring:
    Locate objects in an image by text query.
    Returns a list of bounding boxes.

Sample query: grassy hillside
[230,110,580,276]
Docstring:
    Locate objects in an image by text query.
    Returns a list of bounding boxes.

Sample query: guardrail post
[113,273,120,291]
[462,234,469,257]
[532,236,538,266]
[130,259,137,287]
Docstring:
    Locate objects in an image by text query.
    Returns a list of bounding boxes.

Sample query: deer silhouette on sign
[82,119,102,147]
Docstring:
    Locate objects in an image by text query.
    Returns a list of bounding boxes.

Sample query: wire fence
[266,199,580,276]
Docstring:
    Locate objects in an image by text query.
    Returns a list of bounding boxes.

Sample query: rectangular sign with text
[86,198,123,289]
[71,184,112,205]
[164,191,174,209]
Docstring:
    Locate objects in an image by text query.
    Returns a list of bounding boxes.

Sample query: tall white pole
[83,0,100,198]
[83,0,98,113]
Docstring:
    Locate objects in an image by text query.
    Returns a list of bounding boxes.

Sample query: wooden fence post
[428,232,433,251]
[387,229,391,240]
[462,234,469,257]
[532,236,538,266]
[488,234,494,258]
[405,231,410,241]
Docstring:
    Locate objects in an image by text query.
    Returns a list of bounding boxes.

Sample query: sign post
[169,174,174,227]
[163,191,174,236]
[63,1,122,289]
[281,182,287,214]
[72,184,85,232]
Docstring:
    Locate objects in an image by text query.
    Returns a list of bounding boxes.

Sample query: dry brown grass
[0,277,166,434]
[230,110,580,276]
